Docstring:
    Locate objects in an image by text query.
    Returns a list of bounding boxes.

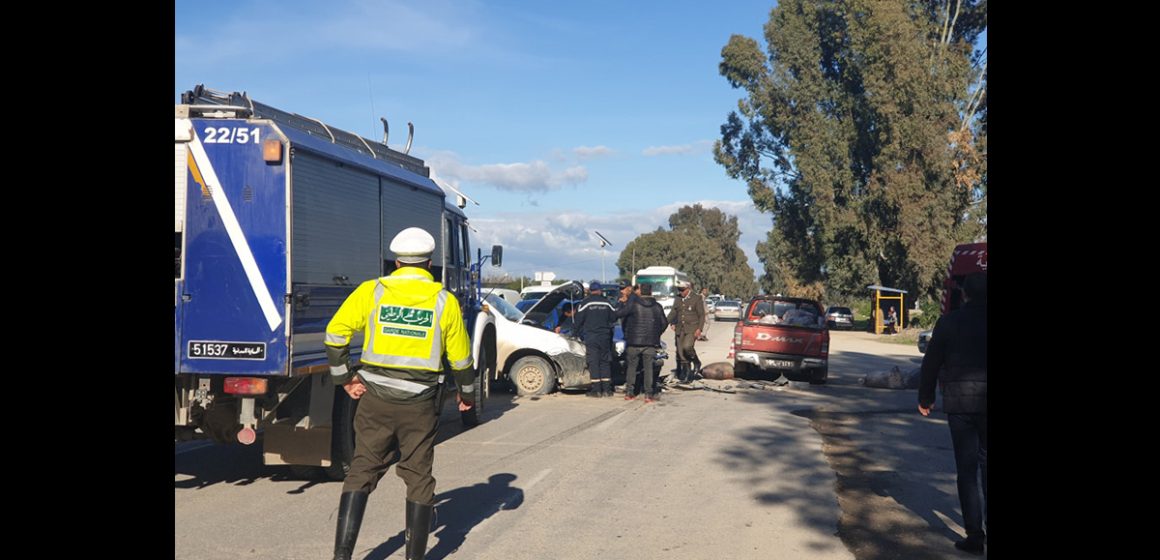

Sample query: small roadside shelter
[867,285,907,334]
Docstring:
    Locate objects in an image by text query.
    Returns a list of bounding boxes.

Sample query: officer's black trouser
[343,392,438,504]
[585,336,612,379]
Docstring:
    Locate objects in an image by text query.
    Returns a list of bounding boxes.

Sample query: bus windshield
[636,275,676,298]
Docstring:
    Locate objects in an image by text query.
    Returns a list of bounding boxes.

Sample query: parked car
[484,282,589,396]
[917,329,932,353]
[733,296,829,384]
[824,306,855,330]
[714,300,742,321]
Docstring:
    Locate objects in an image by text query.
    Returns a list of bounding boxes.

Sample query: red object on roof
[949,242,988,277]
[941,242,987,315]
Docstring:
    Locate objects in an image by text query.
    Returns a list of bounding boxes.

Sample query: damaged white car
[483,281,590,396]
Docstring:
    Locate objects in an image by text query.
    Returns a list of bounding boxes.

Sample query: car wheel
[512,356,556,396]
[809,367,828,385]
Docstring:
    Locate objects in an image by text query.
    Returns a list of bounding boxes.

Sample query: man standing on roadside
[324,227,475,560]
[575,282,617,397]
[668,281,705,383]
[616,283,667,402]
[918,272,987,556]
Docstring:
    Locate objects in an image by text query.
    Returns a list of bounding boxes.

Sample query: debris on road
[860,366,921,389]
[699,361,735,380]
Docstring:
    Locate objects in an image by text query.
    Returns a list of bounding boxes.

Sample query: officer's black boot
[677,362,689,383]
[405,500,434,560]
[691,357,702,380]
[602,379,614,397]
[333,491,368,560]
[586,383,602,398]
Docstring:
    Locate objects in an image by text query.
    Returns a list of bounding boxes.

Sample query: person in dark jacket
[575,282,617,397]
[918,272,987,555]
[616,283,667,402]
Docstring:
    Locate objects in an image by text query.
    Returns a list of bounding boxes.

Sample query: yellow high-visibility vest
[325,267,472,374]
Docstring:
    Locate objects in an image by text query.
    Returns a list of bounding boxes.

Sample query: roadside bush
[912,299,942,329]
[852,300,872,321]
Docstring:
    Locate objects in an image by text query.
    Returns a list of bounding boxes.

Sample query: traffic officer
[669,280,705,383]
[325,227,475,560]
[574,282,617,397]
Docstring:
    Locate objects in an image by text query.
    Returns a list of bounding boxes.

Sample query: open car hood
[521,281,586,326]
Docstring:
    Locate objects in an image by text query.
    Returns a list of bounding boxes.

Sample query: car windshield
[717,301,739,309]
[521,291,548,301]
[485,293,524,322]
[828,307,851,315]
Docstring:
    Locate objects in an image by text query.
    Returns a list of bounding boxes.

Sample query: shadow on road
[174,392,522,491]
[718,347,973,559]
[363,473,524,560]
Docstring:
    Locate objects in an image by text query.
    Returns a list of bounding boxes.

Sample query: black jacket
[573,294,616,342]
[616,295,667,347]
[919,299,987,414]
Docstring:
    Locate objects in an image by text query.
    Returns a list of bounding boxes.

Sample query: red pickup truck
[732,296,830,384]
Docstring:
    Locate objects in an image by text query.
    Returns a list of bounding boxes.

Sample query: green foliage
[852,299,872,322]
[912,297,942,329]
[716,0,987,303]
[616,204,759,299]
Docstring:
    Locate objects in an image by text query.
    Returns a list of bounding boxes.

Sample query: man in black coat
[574,282,617,397]
[919,272,987,555]
[616,283,668,402]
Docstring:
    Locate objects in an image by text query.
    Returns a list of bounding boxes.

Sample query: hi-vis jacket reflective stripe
[325,267,473,374]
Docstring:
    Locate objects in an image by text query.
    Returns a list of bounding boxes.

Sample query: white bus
[633,266,690,315]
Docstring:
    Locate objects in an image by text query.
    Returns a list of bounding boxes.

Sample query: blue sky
[176,1,789,283]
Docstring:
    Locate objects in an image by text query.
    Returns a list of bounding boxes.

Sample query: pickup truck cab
[733,296,829,384]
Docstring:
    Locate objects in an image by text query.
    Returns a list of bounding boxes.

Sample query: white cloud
[469,200,770,282]
[572,145,614,159]
[641,140,713,157]
[427,152,588,193]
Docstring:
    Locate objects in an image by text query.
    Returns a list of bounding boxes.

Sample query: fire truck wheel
[325,390,359,480]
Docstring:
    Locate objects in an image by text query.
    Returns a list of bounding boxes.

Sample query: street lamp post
[593,231,613,285]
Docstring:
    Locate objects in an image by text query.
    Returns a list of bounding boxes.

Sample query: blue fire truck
[174,85,499,478]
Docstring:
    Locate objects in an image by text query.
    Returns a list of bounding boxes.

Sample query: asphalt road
[175,319,982,559]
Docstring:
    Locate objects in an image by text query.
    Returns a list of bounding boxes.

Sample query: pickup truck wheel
[512,356,556,396]
[809,367,829,385]
[733,361,750,378]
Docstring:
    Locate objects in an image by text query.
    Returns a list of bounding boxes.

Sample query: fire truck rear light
[224,377,268,395]
[263,139,283,164]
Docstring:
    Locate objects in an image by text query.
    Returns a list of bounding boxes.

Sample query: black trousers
[342,392,439,505]
[948,413,988,538]
[585,337,612,379]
